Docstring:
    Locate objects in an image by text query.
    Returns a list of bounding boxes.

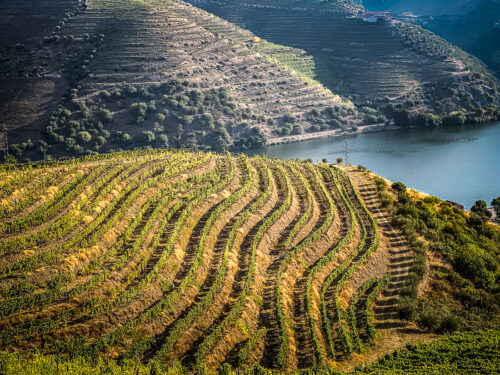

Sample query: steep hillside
[363,0,500,77]
[187,0,500,126]
[1,0,358,161]
[1,150,499,373]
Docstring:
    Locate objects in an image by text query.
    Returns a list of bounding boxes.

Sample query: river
[245,122,500,208]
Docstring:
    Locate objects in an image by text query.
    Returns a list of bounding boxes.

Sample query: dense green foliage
[352,329,499,374]
[375,177,500,332]
[10,81,269,162]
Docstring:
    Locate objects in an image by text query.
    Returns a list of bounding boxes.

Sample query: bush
[98,108,113,123]
[471,200,492,219]
[364,114,378,124]
[130,102,148,119]
[77,131,92,143]
[418,308,441,331]
[155,113,166,122]
[438,314,459,333]
[157,134,169,148]
[140,131,155,144]
[442,112,466,127]
[391,182,407,193]
[397,297,417,321]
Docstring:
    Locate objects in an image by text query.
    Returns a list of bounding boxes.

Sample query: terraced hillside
[1,0,358,161]
[188,0,500,121]
[0,149,423,372]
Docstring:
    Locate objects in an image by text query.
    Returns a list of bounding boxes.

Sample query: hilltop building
[362,11,391,23]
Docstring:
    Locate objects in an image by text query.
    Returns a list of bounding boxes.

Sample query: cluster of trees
[360,106,386,125]
[273,113,301,136]
[307,106,352,132]
[10,80,271,161]
[471,197,500,221]
[375,179,500,333]
[386,104,500,128]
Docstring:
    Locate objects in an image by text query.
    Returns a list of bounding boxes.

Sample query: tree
[392,182,407,193]
[98,108,113,123]
[157,134,169,148]
[491,197,500,217]
[336,157,343,164]
[471,200,492,219]
[140,131,155,145]
[77,131,92,143]
[212,136,227,153]
[130,102,148,119]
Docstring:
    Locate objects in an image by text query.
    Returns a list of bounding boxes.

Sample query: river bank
[268,123,397,145]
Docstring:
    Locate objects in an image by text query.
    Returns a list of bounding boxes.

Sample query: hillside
[363,0,500,77]
[1,150,499,373]
[187,0,500,126]
[1,0,358,162]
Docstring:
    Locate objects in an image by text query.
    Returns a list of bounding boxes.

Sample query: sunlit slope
[0,150,414,372]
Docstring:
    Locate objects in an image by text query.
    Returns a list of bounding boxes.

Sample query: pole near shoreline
[1,124,8,161]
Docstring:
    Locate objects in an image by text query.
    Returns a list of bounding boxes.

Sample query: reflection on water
[244,122,500,207]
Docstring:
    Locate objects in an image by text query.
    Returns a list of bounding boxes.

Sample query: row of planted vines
[0,150,403,373]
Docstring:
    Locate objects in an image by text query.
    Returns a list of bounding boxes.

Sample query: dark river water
[245,122,500,208]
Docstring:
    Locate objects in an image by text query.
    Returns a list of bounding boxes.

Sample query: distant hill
[363,0,500,77]
[187,0,500,126]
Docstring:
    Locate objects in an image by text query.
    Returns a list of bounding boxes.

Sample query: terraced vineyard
[2,0,358,161]
[0,150,419,372]
[189,0,500,117]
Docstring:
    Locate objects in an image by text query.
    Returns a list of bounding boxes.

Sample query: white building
[362,11,391,23]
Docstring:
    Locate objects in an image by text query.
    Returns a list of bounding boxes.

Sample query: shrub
[98,108,113,123]
[65,137,76,150]
[442,112,466,127]
[471,200,492,219]
[130,102,148,118]
[155,113,166,122]
[397,297,417,321]
[157,134,169,148]
[438,314,460,333]
[77,131,92,143]
[141,131,155,144]
[364,114,378,124]
[99,90,111,99]
[391,182,407,193]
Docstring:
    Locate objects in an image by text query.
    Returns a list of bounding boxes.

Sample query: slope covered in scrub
[0,150,498,373]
